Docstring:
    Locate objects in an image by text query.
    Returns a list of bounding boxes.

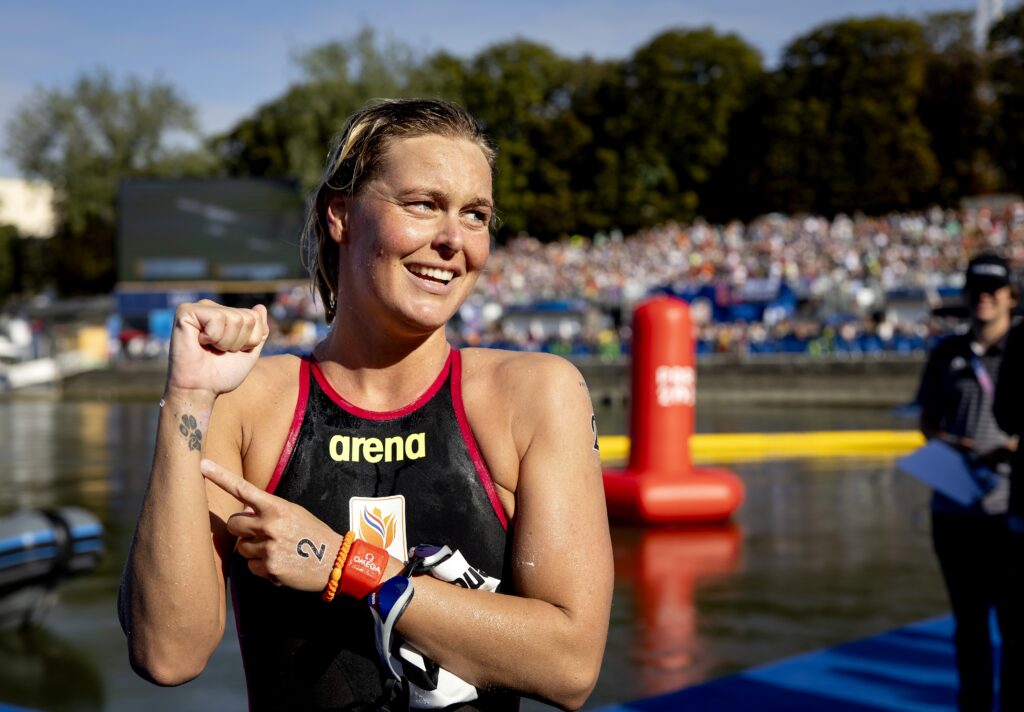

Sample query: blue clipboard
[896,440,987,506]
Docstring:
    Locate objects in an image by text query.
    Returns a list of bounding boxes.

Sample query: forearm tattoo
[177,414,202,451]
[580,380,600,452]
[296,538,326,562]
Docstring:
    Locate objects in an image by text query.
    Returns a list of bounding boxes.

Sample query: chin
[400,311,455,336]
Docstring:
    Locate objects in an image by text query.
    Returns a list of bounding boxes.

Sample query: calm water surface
[0,399,946,711]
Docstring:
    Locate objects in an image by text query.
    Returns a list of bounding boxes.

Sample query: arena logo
[655,365,695,407]
[329,433,426,463]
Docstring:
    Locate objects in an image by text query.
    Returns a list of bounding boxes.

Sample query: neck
[972,317,1010,349]
[314,322,450,411]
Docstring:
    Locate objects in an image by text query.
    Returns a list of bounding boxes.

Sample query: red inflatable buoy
[603,296,744,523]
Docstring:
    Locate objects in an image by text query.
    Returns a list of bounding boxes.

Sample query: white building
[0,178,55,238]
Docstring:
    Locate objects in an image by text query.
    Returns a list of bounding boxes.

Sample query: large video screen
[118,178,307,283]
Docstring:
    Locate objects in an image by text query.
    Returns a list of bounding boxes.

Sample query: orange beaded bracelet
[322,531,356,603]
[339,538,389,600]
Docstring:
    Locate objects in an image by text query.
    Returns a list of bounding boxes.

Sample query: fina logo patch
[349,495,408,560]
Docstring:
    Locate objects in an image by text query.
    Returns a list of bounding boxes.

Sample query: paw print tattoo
[178,414,202,451]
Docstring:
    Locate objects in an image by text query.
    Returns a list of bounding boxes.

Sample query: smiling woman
[117,98,613,712]
[322,132,494,336]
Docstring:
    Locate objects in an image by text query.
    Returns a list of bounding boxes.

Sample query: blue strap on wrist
[369,575,415,681]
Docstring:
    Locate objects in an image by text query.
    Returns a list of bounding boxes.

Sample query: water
[0,399,946,711]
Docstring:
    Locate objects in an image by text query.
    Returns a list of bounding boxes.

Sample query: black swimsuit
[229,350,516,711]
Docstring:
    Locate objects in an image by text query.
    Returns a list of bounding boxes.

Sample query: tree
[761,17,939,215]
[550,57,631,235]
[989,4,1024,191]
[918,11,997,204]
[459,40,580,238]
[0,224,17,302]
[216,29,424,192]
[619,28,764,227]
[0,225,51,304]
[5,70,210,294]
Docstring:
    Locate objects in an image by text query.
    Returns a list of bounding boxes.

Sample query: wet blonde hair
[300,98,496,323]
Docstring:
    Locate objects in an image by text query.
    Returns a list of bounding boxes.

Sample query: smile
[407,265,455,285]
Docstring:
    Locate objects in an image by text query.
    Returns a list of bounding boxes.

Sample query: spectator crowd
[262,202,1024,359]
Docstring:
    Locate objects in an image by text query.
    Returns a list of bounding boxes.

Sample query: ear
[324,193,350,245]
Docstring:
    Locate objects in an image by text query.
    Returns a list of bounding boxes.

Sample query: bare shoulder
[460,348,588,399]
[460,348,592,448]
[459,349,595,498]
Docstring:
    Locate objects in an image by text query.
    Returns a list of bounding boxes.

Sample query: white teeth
[409,265,454,283]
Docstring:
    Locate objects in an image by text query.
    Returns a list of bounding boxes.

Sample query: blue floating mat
[600,616,976,712]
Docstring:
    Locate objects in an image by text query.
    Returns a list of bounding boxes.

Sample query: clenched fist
[166,300,270,400]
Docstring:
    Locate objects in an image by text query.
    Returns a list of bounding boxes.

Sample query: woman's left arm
[395,354,613,709]
[200,354,613,709]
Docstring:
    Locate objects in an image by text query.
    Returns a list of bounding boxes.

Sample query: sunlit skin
[119,129,613,709]
[326,135,494,344]
[967,284,1015,336]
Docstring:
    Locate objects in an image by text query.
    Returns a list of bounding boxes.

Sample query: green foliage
[216,28,763,239]
[0,224,17,302]
[9,13,1024,296]
[919,11,997,204]
[619,28,764,228]
[0,226,50,304]
[211,17,1024,241]
[761,17,939,215]
[215,28,424,192]
[990,4,1024,190]
[461,40,580,236]
[5,69,213,295]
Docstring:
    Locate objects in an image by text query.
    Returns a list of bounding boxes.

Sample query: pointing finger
[226,509,259,539]
[200,459,274,512]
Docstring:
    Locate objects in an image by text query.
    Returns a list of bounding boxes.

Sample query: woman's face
[328,134,493,337]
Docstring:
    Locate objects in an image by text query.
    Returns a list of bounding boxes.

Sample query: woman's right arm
[117,301,268,685]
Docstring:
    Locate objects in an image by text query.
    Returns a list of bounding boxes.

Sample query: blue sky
[0,0,980,177]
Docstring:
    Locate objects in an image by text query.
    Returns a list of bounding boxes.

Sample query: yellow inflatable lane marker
[598,431,925,464]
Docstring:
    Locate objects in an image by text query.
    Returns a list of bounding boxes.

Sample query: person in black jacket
[994,316,1023,532]
[916,252,1022,712]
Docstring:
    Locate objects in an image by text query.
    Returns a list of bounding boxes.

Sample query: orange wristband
[339,539,389,600]
[322,531,356,603]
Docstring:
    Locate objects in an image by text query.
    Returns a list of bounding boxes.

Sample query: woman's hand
[166,301,270,401]
[200,459,342,591]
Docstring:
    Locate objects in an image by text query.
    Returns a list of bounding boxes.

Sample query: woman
[917,253,1021,711]
[118,98,613,711]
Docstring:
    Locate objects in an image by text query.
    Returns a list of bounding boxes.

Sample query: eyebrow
[401,188,494,212]
[467,196,495,213]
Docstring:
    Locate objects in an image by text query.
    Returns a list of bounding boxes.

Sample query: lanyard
[970,343,995,397]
